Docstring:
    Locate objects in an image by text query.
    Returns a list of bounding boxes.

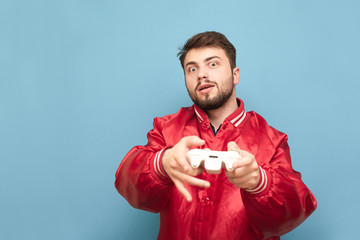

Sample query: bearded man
[115,31,317,240]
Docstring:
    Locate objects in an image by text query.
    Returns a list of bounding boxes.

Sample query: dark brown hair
[177,31,236,69]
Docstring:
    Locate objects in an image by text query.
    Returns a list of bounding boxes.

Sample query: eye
[209,62,217,67]
[189,67,197,72]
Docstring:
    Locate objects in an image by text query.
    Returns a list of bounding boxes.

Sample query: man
[115,31,317,240]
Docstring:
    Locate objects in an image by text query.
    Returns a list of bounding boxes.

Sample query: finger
[175,171,210,188]
[233,155,256,169]
[179,155,204,174]
[225,164,260,189]
[189,167,204,176]
[184,162,204,176]
[174,136,205,171]
[227,141,240,152]
[183,136,205,149]
[228,172,252,184]
[225,166,245,179]
[172,173,211,202]
[176,155,192,172]
[173,179,193,202]
[226,158,256,177]
[185,152,205,175]
[226,161,252,179]
[230,176,259,189]
[227,142,254,159]
[183,162,191,172]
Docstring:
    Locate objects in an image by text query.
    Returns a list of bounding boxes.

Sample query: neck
[206,96,238,130]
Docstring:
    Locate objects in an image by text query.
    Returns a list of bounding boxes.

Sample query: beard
[188,79,235,111]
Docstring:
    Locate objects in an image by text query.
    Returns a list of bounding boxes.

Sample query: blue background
[1,0,359,239]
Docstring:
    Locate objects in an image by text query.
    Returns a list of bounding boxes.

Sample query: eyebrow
[185,56,222,68]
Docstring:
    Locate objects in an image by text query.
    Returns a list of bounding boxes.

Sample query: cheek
[185,78,195,90]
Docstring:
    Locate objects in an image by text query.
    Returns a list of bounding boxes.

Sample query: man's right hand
[161,136,210,202]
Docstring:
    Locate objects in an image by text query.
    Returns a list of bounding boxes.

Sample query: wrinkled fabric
[115,99,316,240]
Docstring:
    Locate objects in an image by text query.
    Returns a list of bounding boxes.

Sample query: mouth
[196,82,216,93]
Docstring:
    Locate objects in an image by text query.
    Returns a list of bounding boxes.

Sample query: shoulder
[153,106,195,128]
[246,111,288,145]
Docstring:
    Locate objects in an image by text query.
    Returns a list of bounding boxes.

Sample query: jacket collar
[193,98,247,128]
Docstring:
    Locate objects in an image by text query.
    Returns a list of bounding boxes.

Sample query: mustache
[195,80,217,91]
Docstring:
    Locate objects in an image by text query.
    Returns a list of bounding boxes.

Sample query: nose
[197,67,208,80]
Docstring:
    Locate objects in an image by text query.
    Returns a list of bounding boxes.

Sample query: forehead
[184,47,229,65]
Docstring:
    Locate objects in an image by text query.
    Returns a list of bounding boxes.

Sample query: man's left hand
[225,142,260,190]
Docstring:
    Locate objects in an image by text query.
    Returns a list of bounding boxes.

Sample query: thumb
[227,142,242,169]
[183,136,205,148]
[227,141,240,152]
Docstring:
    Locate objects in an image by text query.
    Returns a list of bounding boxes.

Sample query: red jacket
[115,99,317,240]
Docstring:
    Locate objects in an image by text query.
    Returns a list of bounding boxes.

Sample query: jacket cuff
[244,166,269,195]
[150,149,171,183]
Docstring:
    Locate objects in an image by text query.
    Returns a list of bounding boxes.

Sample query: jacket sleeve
[114,117,174,213]
[241,132,317,238]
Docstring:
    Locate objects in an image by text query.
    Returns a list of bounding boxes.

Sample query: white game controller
[186,149,240,174]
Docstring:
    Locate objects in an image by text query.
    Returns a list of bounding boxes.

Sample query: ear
[232,67,240,85]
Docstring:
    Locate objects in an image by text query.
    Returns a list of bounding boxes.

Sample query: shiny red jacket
[115,99,317,240]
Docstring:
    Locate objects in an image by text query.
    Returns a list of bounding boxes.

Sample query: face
[183,47,239,111]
